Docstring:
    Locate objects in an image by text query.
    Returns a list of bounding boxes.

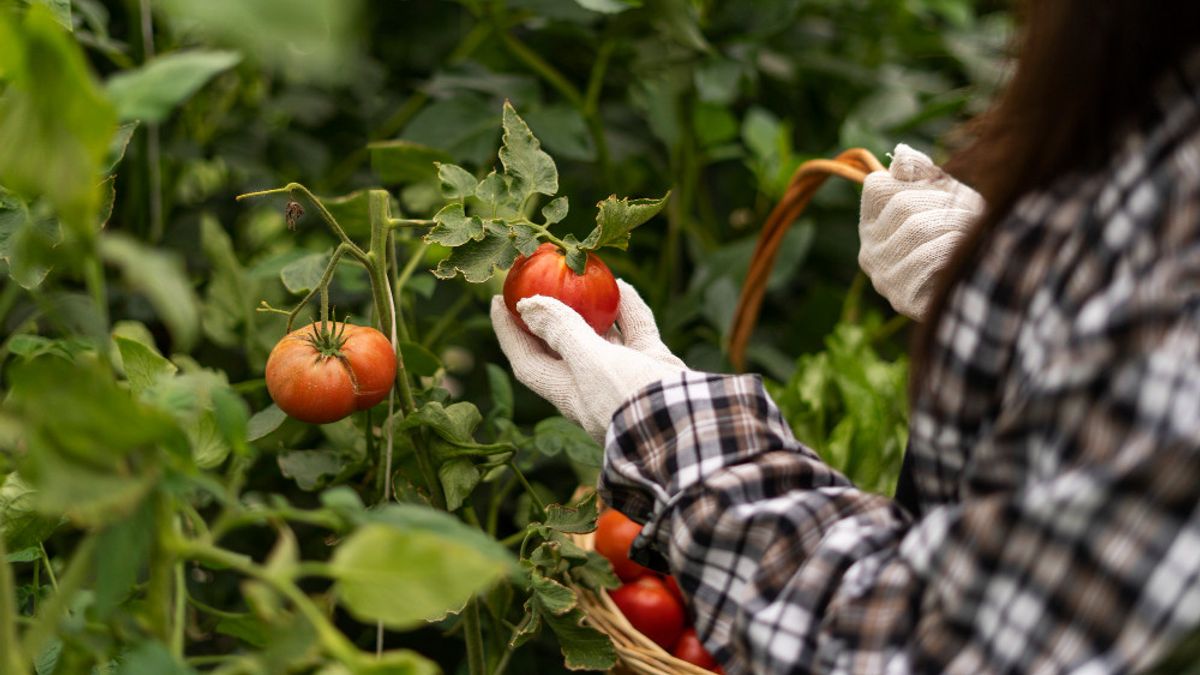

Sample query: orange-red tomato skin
[503,243,620,335]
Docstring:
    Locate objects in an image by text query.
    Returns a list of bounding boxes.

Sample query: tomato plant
[595,509,651,582]
[610,576,687,651]
[503,243,620,335]
[266,321,397,424]
[673,628,723,673]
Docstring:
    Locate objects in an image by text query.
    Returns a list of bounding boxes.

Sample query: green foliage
[768,316,909,496]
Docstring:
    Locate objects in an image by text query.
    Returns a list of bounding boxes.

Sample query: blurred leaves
[153,0,362,83]
[106,50,241,122]
[0,4,115,233]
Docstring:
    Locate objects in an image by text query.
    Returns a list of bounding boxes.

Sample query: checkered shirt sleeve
[598,56,1200,675]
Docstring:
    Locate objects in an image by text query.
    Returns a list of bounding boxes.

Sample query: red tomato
[672,628,722,672]
[595,510,650,582]
[610,576,686,651]
[265,321,396,424]
[503,242,620,335]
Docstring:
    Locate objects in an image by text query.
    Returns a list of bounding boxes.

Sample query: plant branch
[508,461,545,516]
[237,184,369,263]
[0,537,27,675]
[38,543,59,592]
[464,599,487,675]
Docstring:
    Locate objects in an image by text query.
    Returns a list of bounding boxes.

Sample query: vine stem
[464,600,486,675]
[174,541,359,664]
[0,537,27,675]
[38,543,59,592]
[21,534,97,661]
[508,462,545,516]
[237,184,369,263]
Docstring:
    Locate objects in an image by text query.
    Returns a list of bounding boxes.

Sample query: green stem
[387,218,436,228]
[171,562,186,659]
[0,537,27,675]
[508,462,545,515]
[498,529,527,548]
[268,243,350,332]
[21,534,97,660]
[421,293,471,348]
[523,222,568,250]
[583,39,614,116]
[176,541,359,663]
[147,494,176,643]
[38,543,59,593]
[82,255,111,357]
[486,474,520,537]
[187,596,245,620]
[463,599,487,675]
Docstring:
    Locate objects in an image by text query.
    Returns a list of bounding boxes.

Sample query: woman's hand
[491,280,687,442]
[858,143,985,320]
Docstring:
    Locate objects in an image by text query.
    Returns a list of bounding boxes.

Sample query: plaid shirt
[599,53,1200,674]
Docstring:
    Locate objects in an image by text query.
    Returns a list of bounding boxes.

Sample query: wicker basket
[568,529,718,675]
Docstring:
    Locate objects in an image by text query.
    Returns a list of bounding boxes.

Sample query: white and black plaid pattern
[599,53,1200,674]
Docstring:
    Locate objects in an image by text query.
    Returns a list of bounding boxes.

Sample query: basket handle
[727,148,885,371]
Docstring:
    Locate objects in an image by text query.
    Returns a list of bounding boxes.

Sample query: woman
[492,2,1200,672]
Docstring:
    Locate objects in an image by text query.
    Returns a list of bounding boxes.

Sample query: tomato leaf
[0,473,61,552]
[541,196,569,225]
[247,404,288,441]
[537,606,617,671]
[431,222,519,283]
[398,402,482,444]
[533,417,602,467]
[0,5,117,234]
[530,569,577,616]
[435,162,478,201]
[278,448,362,491]
[579,192,670,252]
[114,336,178,395]
[370,141,452,184]
[438,458,480,512]
[474,171,521,220]
[498,101,558,200]
[486,364,514,420]
[571,552,621,591]
[542,492,600,534]
[560,235,588,276]
[330,517,514,629]
[100,233,200,352]
[0,188,63,290]
[399,341,441,378]
[106,50,241,123]
[426,203,484,248]
[280,251,330,294]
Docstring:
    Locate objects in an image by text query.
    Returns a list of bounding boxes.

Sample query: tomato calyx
[302,318,351,361]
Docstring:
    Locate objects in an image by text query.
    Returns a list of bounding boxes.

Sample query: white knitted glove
[491,280,688,442]
[859,143,985,321]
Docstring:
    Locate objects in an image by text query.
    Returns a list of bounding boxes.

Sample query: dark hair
[914,0,1200,387]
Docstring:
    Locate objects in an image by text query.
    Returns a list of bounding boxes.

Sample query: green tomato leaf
[0,5,117,234]
[370,141,451,185]
[572,551,621,591]
[542,492,600,534]
[153,0,360,83]
[530,569,577,616]
[114,335,177,395]
[106,50,241,123]
[560,234,588,277]
[398,402,482,444]
[104,121,139,174]
[509,606,543,649]
[533,417,602,467]
[431,222,519,283]
[399,341,441,378]
[542,196,569,225]
[426,203,484,248]
[499,101,558,199]
[0,188,62,290]
[214,613,269,648]
[0,473,60,551]
[247,404,288,442]
[435,162,479,201]
[474,171,521,220]
[580,192,670,252]
[538,606,617,671]
[99,233,200,352]
[438,458,480,512]
[486,363,513,420]
[330,519,514,629]
[511,223,541,257]
[278,448,362,491]
[280,251,330,294]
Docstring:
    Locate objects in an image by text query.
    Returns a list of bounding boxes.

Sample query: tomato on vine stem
[503,242,620,336]
[265,321,396,424]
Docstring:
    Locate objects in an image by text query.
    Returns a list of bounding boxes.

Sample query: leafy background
[0,0,1011,672]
